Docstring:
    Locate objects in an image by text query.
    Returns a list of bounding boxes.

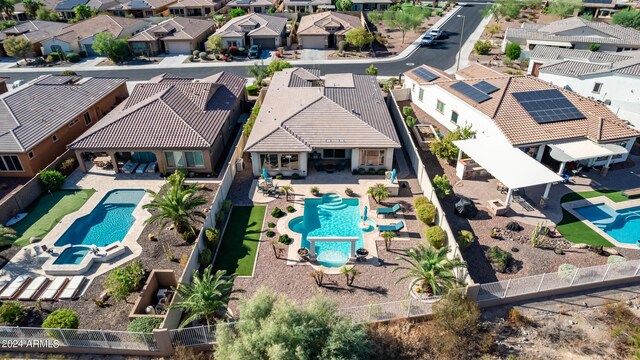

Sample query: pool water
[574,203,640,245]
[53,247,89,265]
[54,189,145,247]
[289,193,367,267]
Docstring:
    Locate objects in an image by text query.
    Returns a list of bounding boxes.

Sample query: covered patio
[454,138,563,207]
[548,140,628,177]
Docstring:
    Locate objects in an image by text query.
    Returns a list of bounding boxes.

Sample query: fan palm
[0,225,16,246]
[0,0,15,19]
[143,175,207,235]
[280,184,293,201]
[22,0,43,18]
[367,183,390,204]
[170,266,243,328]
[393,244,466,296]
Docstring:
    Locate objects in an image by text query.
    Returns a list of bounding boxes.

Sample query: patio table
[92,156,112,167]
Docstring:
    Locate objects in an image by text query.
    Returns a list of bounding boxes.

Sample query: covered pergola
[454,138,563,205]
[548,140,628,176]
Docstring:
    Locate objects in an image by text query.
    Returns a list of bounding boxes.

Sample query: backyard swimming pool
[289,193,372,267]
[54,189,145,248]
[53,246,90,265]
[574,203,640,245]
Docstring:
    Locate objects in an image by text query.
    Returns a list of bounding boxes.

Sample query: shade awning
[549,140,628,163]
[454,138,563,189]
[527,40,573,48]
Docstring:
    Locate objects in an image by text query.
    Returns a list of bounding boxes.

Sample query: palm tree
[0,225,16,246]
[170,266,243,328]
[143,174,207,235]
[340,266,359,286]
[381,231,395,251]
[246,61,269,86]
[280,184,293,202]
[393,244,466,296]
[367,183,390,204]
[212,14,225,28]
[0,0,15,20]
[22,0,43,18]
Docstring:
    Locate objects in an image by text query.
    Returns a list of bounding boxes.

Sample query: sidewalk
[446,13,492,73]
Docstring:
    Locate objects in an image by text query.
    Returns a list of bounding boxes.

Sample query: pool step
[318,203,349,211]
[322,193,343,205]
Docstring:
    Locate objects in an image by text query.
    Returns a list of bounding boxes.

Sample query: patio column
[350,241,356,261]
[535,145,545,162]
[557,161,567,175]
[75,151,87,173]
[540,182,552,207]
[600,155,613,177]
[309,240,316,260]
[457,148,463,162]
[106,151,118,173]
[505,188,513,205]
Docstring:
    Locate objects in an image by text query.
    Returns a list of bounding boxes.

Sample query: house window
[165,151,186,168]
[418,88,424,101]
[68,119,78,127]
[280,154,299,170]
[436,100,445,113]
[166,151,205,168]
[359,149,385,166]
[27,151,35,159]
[185,151,205,168]
[412,83,415,92]
[260,154,279,170]
[451,111,459,124]
[83,112,92,125]
[592,82,603,94]
[323,149,346,158]
[0,155,23,172]
[52,134,58,143]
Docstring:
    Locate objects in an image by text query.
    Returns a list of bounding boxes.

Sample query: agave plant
[170,266,243,328]
[143,173,207,235]
[393,244,466,296]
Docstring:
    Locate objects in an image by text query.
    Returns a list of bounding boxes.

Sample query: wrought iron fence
[169,322,236,347]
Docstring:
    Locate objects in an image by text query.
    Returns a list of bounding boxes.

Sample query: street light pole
[456,14,466,72]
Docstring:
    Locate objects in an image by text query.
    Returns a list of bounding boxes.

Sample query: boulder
[29,237,41,244]
[571,243,589,249]
[603,248,619,256]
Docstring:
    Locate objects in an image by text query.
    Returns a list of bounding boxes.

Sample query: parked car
[430,28,443,39]
[420,34,434,46]
[248,45,261,59]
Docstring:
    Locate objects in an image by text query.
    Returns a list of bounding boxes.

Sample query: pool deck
[562,196,640,249]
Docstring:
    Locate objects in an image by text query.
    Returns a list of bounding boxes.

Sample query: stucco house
[0,20,70,57]
[55,0,119,20]
[41,15,148,56]
[283,0,331,13]
[128,17,215,56]
[108,0,177,18]
[168,0,225,16]
[12,0,57,21]
[244,68,400,177]
[213,13,287,49]
[0,75,128,178]
[226,0,273,13]
[68,72,246,175]
[297,11,362,49]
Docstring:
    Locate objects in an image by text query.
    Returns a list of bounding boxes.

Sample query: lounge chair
[18,276,49,300]
[376,204,401,218]
[622,188,640,198]
[58,276,87,300]
[135,163,149,173]
[121,161,138,174]
[337,159,346,171]
[39,277,69,301]
[377,221,405,232]
[0,276,31,299]
[145,161,157,173]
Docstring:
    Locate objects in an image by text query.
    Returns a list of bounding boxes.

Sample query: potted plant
[298,247,309,261]
[490,228,500,239]
[148,233,157,241]
[356,248,369,257]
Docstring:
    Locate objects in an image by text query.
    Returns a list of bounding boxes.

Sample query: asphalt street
[0,3,487,82]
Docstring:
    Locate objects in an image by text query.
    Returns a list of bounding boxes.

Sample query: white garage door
[302,36,325,49]
[165,41,192,54]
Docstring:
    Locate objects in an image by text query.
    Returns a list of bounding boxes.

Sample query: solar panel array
[412,68,439,82]
[512,89,585,124]
[473,81,499,94]
[583,0,612,4]
[129,0,151,8]
[451,82,492,103]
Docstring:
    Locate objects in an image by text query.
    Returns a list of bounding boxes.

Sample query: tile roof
[227,0,273,6]
[403,64,454,85]
[129,17,214,42]
[214,13,286,38]
[529,45,633,63]
[68,72,245,150]
[110,0,176,10]
[168,0,221,7]
[0,75,127,152]
[455,63,508,79]
[0,21,70,44]
[297,11,361,36]
[54,0,89,10]
[51,15,147,44]
[283,0,331,5]
[537,49,640,77]
[14,0,56,12]
[405,64,639,146]
[245,68,400,153]
[506,17,640,46]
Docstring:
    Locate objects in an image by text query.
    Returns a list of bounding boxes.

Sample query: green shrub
[49,52,61,61]
[39,170,66,191]
[216,210,226,225]
[247,84,259,96]
[267,222,276,228]
[503,57,514,66]
[414,196,430,209]
[425,226,446,249]
[278,234,291,245]
[58,157,77,176]
[104,260,145,301]
[505,43,521,60]
[432,174,451,199]
[291,173,300,180]
[338,40,347,52]
[405,115,416,128]
[66,52,80,63]
[199,51,208,60]
[199,248,212,265]
[457,230,474,251]
[416,203,436,225]
[275,174,283,180]
[0,302,24,325]
[271,207,285,218]
[367,168,376,175]
[520,57,530,69]
[358,168,366,175]
[188,55,194,62]
[402,105,413,118]
[345,188,354,196]
[192,50,200,57]
[589,43,600,52]
[222,199,232,213]
[376,168,387,175]
[486,246,512,273]
[78,50,87,58]
[286,205,296,213]
[60,70,77,76]
[127,316,162,333]
[42,309,79,329]
[205,228,220,249]
[311,186,320,196]
[474,40,492,55]
[266,230,275,237]
[435,10,443,16]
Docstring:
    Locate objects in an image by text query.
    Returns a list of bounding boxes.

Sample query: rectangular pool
[53,247,89,265]
[574,203,640,245]
[54,189,145,247]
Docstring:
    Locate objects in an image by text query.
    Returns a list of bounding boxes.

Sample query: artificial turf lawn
[9,190,96,247]
[557,190,633,247]
[213,205,266,276]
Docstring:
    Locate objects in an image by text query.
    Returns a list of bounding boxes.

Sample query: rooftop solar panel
[473,81,499,94]
[582,0,613,4]
[411,68,439,82]
[450,82,491,103]
[512,89,585,124]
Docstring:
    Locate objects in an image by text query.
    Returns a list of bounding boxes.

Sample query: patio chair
[376,204,401,218]
[38,277,69,301]
[18,276,49,300]
[0,276,32,300]
[314,159,324,172]
[59,276,87,300]
[145,161,158,173]
[121,161,138,174]
[377,221,405,233]
[337,159,345,171]
[135,163,149,174]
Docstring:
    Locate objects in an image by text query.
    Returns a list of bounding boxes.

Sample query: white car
[429,28,443,39]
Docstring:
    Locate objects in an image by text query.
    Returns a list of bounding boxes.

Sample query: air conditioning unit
[604,99,612,105]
